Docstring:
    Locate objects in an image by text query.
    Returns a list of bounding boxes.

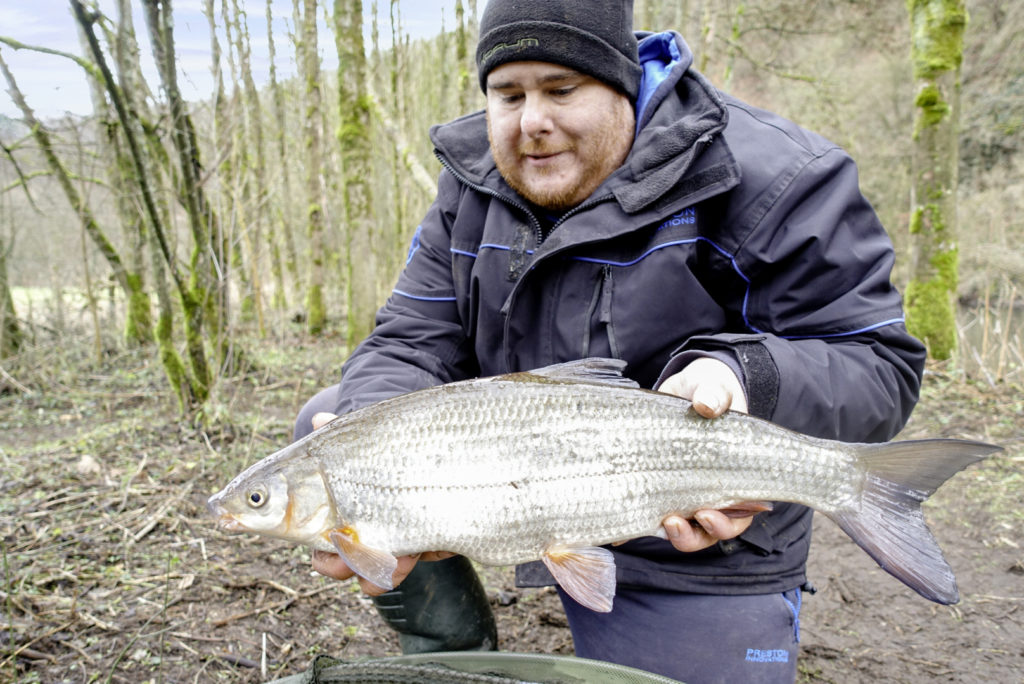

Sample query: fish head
[207,469,291,533]
[207,443,335,544]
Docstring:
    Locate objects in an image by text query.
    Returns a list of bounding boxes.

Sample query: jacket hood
[430,31,734,215]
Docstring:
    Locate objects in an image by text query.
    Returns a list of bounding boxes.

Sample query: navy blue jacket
[331,32,926,595]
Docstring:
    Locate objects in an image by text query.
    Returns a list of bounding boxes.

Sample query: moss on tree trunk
[905,0,966,360]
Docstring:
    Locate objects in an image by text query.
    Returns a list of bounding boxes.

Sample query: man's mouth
[522,149,566,165]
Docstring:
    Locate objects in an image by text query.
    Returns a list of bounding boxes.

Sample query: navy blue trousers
[558,585,801,684]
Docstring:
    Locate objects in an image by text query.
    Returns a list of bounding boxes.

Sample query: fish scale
[208,358,1000,612]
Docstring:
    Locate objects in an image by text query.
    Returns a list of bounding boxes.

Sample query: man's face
[485,61,635,212]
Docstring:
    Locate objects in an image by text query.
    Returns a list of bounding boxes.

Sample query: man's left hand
[658,356,748,418]
[657,357,754,552]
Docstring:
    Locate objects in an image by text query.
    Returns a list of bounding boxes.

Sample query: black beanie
[476,0,642,100]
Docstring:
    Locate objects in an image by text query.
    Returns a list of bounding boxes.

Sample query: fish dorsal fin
[542,544,617,613]
[524,358,639,389]
[328,528,399,591]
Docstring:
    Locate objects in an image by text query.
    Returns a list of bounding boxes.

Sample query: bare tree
[0,234,21,357]
[265,0,298,310]
[139,0,223,402]
[335,0,378,348]
[296,0,328,335]
[0,42,147,350]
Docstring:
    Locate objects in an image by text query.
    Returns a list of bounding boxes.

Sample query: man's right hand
[308,412,454,594]
[312,548,433,595]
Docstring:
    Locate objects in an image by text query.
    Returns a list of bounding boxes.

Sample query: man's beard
[488,102,634,212]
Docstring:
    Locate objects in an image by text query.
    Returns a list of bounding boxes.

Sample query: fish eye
[247,485,269,508]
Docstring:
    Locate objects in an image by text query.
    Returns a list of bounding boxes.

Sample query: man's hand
[308,412,454,594]
[312,548,456,595]
[659,511,754,553]
[657,357,755,552]
[658,356,748,418]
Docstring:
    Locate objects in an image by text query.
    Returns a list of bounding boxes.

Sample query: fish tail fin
[826,439,999,605]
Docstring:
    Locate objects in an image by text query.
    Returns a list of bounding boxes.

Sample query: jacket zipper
[582,263,619,359]
[598,264,620,359]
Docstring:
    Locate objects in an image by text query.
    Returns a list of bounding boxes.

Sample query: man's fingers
[358,553,423,596]
[312,549,355,581]
[662,510,756,553]
[420,551,458,562]
[657,358,748,416]
[663,514,715,552]
[691,384,729,418]
[312,550,457,596]
[694,510,753,539]
[312,412,338,430]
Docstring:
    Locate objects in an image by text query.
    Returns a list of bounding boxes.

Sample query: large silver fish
[208,358,999,612]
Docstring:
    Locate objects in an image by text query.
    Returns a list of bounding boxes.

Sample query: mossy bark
[299,0,327,336]
[0,238,22,358]
[336,0,378,351]
[905,0,966,360]
[78,17,154,349]
[139,0,215,403]
[266,0,297,310]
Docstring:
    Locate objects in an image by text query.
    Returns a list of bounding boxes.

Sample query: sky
[0,0,464,119]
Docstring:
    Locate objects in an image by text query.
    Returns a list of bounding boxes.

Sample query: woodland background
[0,0,1022,395]
[0,1,1022,682]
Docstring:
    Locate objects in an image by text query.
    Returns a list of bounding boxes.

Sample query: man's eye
[550,87,576,97]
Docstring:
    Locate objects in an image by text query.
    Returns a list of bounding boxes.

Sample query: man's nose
[520,95,553,137]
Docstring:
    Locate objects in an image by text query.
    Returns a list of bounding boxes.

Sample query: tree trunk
[335,0,377,350]
[455,0,472,113]
[207,0,248,371]
[112,0,192,408]
[265,0,295,310]
[71,0,207,407]
[904,0,967,360]
[140,0,219,402]
[0,236,22,358]
[76,12,154,348]
[297,0,327,336]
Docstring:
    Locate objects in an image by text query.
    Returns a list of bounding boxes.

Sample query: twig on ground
[212,584,335,627]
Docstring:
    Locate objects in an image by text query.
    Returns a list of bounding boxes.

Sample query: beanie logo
[482,37,540,62]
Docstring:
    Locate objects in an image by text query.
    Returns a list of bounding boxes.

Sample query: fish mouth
[215,515,246,533]
[206,496,246,533]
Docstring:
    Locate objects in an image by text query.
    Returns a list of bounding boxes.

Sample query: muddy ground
[1,339,1021,683]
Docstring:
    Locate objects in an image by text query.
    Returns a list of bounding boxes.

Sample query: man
[295,1,925,681]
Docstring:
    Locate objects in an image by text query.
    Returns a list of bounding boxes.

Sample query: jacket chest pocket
[574,244,732,377]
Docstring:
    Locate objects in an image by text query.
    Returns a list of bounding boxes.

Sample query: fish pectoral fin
[717,501,774,518]
[327,528,398,591]
[542,545,616,613]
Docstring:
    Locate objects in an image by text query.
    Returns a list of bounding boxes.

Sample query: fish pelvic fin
[542,545,617,613]
[830,438,1000,605]
[328,527,399,591]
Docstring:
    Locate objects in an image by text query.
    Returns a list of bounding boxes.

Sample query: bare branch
[0,35,99,79]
